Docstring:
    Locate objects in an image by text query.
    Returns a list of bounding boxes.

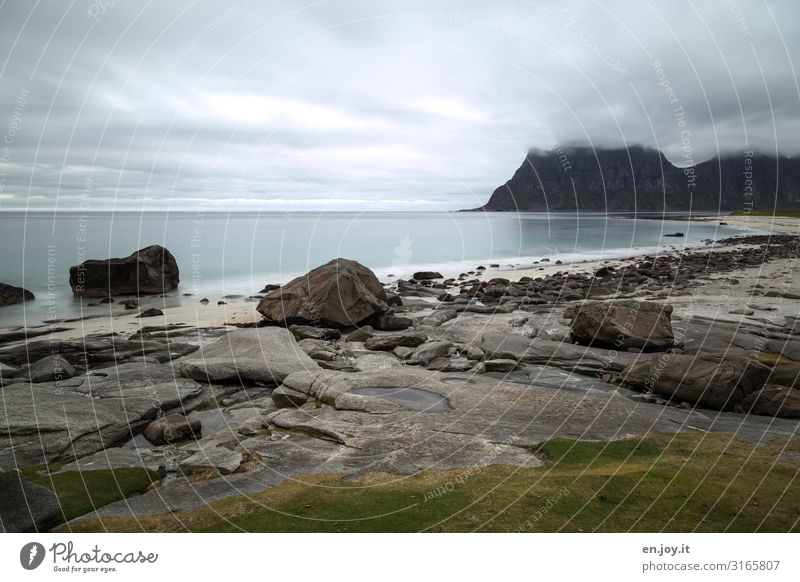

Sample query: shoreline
[0,221,796,344]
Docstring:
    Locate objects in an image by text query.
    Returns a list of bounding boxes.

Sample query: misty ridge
[475,145,800,212]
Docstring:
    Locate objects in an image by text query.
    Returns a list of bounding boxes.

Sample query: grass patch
[63,433,800,533]
[729,209,800,218]
[756,352,797,366]
[22,465,159,530]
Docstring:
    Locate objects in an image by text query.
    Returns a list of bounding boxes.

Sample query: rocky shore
[2,230,800,532]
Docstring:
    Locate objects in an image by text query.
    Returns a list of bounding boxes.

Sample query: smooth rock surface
[373,315,413,331]
[70,365,800,523]
[180,446,243,475]
[257,258,388,328]
[179,327,318,385]
[288,324,341,341]
[0,376,204,468]
[412,271,443,280]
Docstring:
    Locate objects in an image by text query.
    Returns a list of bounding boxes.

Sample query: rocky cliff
[476,146,800,212]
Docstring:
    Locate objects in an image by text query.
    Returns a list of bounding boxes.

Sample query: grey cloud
[1,0,798,210]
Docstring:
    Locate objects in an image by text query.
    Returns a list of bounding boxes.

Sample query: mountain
[474,146,800,212]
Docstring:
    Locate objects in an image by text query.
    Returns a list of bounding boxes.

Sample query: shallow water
[440,377,475,385]
[350,386,451,412]
[0,210,745,326]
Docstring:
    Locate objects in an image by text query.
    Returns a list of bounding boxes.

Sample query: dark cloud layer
[1,0,798,210]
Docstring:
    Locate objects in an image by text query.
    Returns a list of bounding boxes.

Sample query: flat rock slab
[275,368,692,446]
[0,376,204,469]
[180,446,243,475]
[0,336,199,369]
[480,332,646,374]
[179,327,318,385]
[28,354,76,383]
[353,352,405,371]
[58,447,188,474]
[70,364,800,524]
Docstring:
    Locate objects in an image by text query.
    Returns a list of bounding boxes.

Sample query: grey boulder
[569,300,674,351]
[27,354,76,383]
[737,385,800,418]
[621,354,771,411]
[257,258,388,328]
[69,244,179,297]
[409,341,453,366]
[364,331,428,351]
[412,271,443,280]
[142,414,202,445]
[0,282,35,307]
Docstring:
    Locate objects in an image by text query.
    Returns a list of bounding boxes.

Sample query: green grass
[63,433,800,533]
[756,352,797,366]
[22,465,159,530]
[729,209,800,218]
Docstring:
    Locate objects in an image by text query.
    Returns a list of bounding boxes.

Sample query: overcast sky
[1,0,798,211]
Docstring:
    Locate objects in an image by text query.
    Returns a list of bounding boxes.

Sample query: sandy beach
[693,214,800,235]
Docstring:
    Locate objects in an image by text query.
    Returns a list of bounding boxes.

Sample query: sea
[0,211,749,326]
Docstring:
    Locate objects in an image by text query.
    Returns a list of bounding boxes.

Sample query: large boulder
[736,385,800,418]
[0,336,198,369]
[0,282,34,307]
[257,258,388,329]
[412,271,443,280]
[27,354,75,383]
[143,415,202,445]
[569,300,674,351]
[69,245,179,297]
[621,354,771,411]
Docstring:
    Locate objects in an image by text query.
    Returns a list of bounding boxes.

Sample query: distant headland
[469,146,800,212]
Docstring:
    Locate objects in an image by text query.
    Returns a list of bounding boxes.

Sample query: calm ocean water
[0,211,745,326]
